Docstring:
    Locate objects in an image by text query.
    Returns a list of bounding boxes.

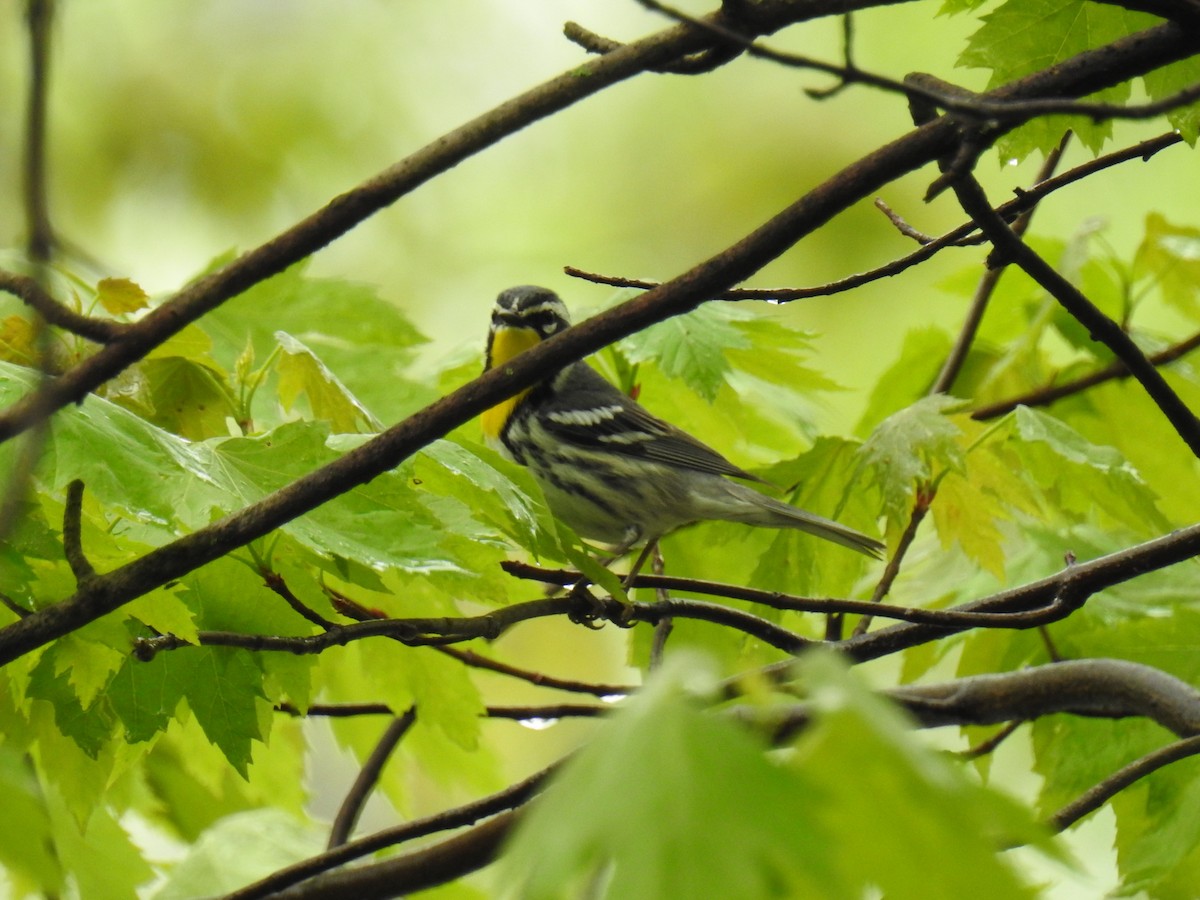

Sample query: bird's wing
[537,364,758,480]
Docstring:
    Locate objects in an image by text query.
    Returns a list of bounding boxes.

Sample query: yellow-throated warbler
[482,286,883,558]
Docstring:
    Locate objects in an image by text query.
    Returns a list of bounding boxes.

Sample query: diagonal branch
[948,174,1200,459]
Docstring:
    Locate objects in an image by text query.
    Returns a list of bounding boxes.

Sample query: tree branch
[839,522,1200,663]
[971,327,1200,420]
[328,708,417,849]
[0,271,127,343]
[948,173,1200,459]
[740,659,1200,742]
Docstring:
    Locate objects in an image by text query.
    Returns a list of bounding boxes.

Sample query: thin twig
[565,132,1182,306]
[436,645,636,698]
[504,559,1093,631]
[948,174,1200,460]
[959,720,1025,760]
[328,707,417,849]
[638,0,1200,123]
[62,479,95,584]
[0,271,126,343]
[276,701,609,720]
[23,0,55,262]
[850,487,932,638]
[972,327,1200,420]
[260,569,337,630]
[931,132,1070,396]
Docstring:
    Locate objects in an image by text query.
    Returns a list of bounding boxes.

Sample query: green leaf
[503,654,846,899]
[751,437,882,598]
[0,745,62,894]
[412,438,561,558]
[1143,57,1200,145]
[45,783,154,900]
[615,302,750,402]
[793,652,1045,899]
[172,648,267,776]
[153,809,325,899]
[860,394,966,525]
[95,276,149,315]
[214,421,498,578]
[203,262,431,425]
[274,331,381,433]
[929,468,1009,579]
[27,646,117,759]
[958,0,1157,158]
[139,355,238,440]
[1135,213,1200,318]
[1008,407,1169,534]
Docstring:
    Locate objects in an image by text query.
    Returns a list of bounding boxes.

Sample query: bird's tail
[722,482,884,558]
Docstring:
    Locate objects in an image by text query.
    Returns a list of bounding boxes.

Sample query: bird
[481,285,883,560]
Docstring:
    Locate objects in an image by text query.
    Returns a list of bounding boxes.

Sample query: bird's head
[485,285,572,371]
[482,286,571,441]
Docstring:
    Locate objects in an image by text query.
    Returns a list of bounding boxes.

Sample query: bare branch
[948,173,1200,459]
[328,708,417,849]
[0,271,127,343]
[972,327,1200,420]
[62,480,95,585]
[23,0,55,262]
[740,659,1200,742]
[436,645,637,698]
[931,132,1070,396]
[841,522,1200,663]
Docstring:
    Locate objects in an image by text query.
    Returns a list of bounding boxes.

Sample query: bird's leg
[648,543,673,669]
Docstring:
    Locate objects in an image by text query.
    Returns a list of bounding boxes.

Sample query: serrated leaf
[0,314,39,365]
[275,331,381,433]
[27,647,116,758]
[139,356,238,440]
[412,438,560,558]
[212,422,431,569]
[1143,56,1200,145]
[178,648,266,776]
[0,745,62,893]
[126,587,200,645]
[861,395,966,524]
[751,437,882,597]
[203,262,431,424]
[958,0,1157,158]
[1010,407,1169,533]
[615,302,749,402]
[95,277,149,315]
[45,784,154,900]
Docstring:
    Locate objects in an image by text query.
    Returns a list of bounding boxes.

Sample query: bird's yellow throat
[481,326,541,440]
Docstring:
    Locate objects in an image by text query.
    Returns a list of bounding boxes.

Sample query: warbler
[482,285,883,558]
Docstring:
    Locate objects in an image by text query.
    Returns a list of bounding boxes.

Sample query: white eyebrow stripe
[546,405,625,427]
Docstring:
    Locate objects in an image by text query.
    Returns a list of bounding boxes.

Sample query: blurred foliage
[0,0,1199,897]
